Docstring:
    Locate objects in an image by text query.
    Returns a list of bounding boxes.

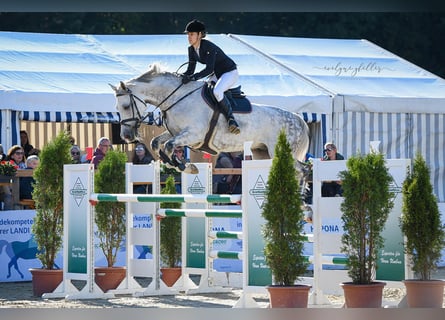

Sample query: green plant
[159,175,182,268]
[261,130,309,286]
[400,152,445,280]
[338,152,394,284]
[32,130,72,269]
[0,160,18,175]
[94,150,127,267]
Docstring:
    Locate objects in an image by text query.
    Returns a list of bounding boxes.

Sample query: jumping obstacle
[157,208,242,218]
[52,154,410,305]
[90,193,241,204]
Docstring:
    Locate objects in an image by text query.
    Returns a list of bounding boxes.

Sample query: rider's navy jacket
[184,39,237,80]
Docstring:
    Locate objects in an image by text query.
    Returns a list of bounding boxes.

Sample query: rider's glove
[181,74,195,84]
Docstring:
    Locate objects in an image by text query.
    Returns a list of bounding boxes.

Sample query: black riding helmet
[184,19,206,33]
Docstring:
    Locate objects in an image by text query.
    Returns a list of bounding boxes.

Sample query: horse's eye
[122,103,130,110]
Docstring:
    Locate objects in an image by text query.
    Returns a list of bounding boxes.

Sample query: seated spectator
[70,145,82,164]
[1,145,26,210]
[20,155,39,202]
[131,142,155,194]
[321,142,344,197]
[213,152,243,194]
[0,144,6,161]
[28,148,41,157]
[92,137,111,169]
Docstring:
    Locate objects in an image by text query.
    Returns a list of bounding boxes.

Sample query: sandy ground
[0,268,443,308]
[0,279,405,309]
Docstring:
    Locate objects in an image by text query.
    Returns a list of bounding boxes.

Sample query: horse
[110,63,310,173]
[0,237,39,279]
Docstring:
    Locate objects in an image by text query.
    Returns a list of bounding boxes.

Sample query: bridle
[116,88,152,130]
[117,79,203,130]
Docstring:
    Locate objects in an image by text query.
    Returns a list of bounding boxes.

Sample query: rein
[118,80,203,130]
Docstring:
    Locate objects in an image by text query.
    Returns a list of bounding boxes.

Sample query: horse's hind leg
[8,258,24,278]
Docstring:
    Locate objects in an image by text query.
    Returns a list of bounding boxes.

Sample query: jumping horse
[111,63,310,173]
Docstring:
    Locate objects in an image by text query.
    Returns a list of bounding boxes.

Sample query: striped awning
[302,112,323,124]
[20,110,323,124]
[20,111,120,123]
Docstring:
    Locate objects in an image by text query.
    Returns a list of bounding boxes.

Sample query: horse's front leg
[163,131,199,174]
[151,130,172,156]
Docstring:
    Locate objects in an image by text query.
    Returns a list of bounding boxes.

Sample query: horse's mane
[134,62,179,83]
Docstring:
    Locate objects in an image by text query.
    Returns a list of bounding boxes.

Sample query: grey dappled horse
[111,63,310,173]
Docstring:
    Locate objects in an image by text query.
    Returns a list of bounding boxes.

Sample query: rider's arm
[184,46,197,76]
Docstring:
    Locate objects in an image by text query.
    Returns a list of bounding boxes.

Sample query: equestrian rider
[181,19,241,135]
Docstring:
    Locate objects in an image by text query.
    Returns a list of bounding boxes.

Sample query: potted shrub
[338,151,394,308]
[94,150,127,292]
[30,130,72,296]
[400,152,445,307]
[261,130,311,308]
[159,175,182,287]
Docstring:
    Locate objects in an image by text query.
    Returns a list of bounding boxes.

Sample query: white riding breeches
[211,69,239,102]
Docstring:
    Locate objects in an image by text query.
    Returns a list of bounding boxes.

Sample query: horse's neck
[135,79,202,108]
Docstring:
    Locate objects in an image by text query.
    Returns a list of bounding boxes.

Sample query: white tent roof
[2,31,444,117]
[229,34,445,113]
[0,31,330,115]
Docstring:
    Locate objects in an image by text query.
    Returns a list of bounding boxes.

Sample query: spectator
[20,130,34,158]
[0,144,6,161]
[321,142,345,197]
[302,152,315,205]
[1,145,26,210]
[213,152,243,194]
[91,137,111,169]
[70,145,82,164]
[19,155,39,201]
[171,146,187,193]
[172,146,187,170]
[28,148,40,157]
[131,142,155,194]
[5,145,26,169]
[132,142,155,165]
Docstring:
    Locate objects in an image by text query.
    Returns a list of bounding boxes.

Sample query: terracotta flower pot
[94,266,126,292]
[403,279,445,308]
[29,268,63,297]
[340,281,386,308]
[266,285,311,308]
[160,267,182,287]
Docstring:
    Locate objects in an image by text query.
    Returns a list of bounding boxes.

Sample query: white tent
[1,31,445,202]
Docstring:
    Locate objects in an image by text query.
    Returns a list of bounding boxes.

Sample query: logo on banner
[187,176,206,194]
[69,177,87,207]
[249,175,268,208]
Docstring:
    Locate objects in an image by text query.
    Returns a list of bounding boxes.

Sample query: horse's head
[110,81,145,143]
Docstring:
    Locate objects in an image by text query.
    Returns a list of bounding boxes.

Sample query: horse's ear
[109,83,118,92]
[120,81,127,90]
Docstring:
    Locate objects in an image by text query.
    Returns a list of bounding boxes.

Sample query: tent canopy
[2,31,444,116]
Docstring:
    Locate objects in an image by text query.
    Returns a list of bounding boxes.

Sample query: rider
[181,19,241,135]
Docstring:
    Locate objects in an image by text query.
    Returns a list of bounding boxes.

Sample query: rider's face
[187,32,201,47]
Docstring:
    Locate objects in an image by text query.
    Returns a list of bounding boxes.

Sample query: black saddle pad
[201,84,252,113]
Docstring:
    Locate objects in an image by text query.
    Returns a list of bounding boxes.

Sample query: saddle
[196,84,252,155]
[201,83,252,113]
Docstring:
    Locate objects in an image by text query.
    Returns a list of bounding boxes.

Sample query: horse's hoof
[183,163,199,174]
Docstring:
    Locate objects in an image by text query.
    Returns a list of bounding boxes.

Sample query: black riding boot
[218,96,240,134]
